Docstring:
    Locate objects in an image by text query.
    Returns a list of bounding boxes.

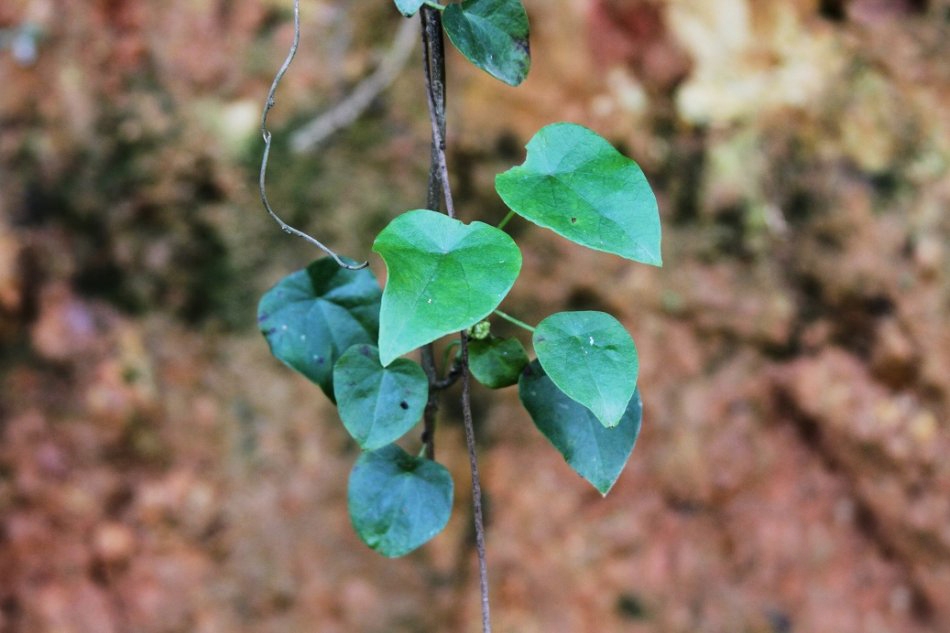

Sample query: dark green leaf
[333,345,428,450]
[348,444,454,557]
[519,361,642,495]
[468,336,529,388]
[258,258,381,399]
[495,123,662,266]
[443,0,530,86]
[372,209,522,366]
[533,311,638,428]
[393,0,426,16]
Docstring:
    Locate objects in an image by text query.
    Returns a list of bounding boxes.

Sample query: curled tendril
[259,0,368,271]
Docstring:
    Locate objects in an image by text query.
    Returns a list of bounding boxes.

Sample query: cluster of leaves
[258,0,661,558]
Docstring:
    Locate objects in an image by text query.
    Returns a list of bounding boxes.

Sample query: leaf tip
[500,71,528,88]
[594,474,620,496]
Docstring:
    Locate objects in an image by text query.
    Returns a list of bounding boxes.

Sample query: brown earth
[1,1,948,632]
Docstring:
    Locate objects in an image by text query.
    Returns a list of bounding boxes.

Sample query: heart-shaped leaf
[468,335,528,388]
[333,345,428,450]
[348,444,454,557]
[495,123,662,266]
[519,361,642,495]
[443,0,530,86]
[393,0,426,16]
[258,258,382,399]
[372,209,522,366]
[533,311,638,428]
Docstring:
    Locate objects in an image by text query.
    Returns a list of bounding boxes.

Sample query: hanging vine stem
[459,331,492,633]
[421,6,491,633]
[421,7,456,220]
[419,5,448,463]
[260,0,367,270]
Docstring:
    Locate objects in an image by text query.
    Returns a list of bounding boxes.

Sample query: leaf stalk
[493,309,536,333]
[496,210,516,230]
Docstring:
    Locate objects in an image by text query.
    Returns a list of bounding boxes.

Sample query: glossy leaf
[443,0,530,86]
[333,345,428,450]
[533,311,637,428]
[468,336,528,388]
[393,0,426,16]
[348,444,454,557]
[372,209,522,366]
[519,361,642,495]
[258,258,382,399]
[495,123,662,266]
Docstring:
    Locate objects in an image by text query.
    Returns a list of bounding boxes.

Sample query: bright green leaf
[443,0,530,86]
[495,123,662,266]
[393,0,426,16]
[519,361,642,495]
[468,336,528,388]
[348,444,454,557]
[372,209,522,366]
[258,258,381,399]
[533,311,638,428]
[333,345,428,450]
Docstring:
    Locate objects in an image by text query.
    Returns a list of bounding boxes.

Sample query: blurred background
[1,0,948,631]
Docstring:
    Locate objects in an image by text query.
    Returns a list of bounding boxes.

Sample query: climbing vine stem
[421,6,455,219]
[421,6,492,632]
[460,332,492,633]
[418,5,448,462]
[259,0,366,270]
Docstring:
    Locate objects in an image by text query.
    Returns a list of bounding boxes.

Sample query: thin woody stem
[421,7,492,633]
[421,8,455,219]
[460,332,492,633]
[420,343,439,460]
[419,7,447,462]
[260,0,366,270]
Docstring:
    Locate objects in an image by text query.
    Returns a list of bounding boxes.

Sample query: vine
[257,1,662,630]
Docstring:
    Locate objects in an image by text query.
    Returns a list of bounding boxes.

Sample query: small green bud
[467,320,491,340]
